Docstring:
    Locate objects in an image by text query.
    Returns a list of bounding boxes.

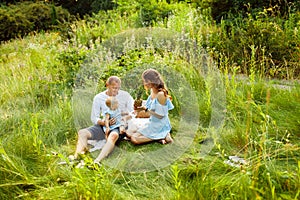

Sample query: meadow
[0,2,299,200]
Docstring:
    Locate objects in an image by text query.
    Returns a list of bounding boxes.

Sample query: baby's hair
[105,96,118,108]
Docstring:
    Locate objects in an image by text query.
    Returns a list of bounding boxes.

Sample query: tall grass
[0,4,299,200]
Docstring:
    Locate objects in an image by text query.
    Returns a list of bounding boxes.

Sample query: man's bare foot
[74,149,86,159]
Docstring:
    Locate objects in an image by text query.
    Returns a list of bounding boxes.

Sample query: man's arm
[91,93,112,126]
[127,94,134,113]
[97,119,105,126]
[91,95,103,125]
[118,90,134,113]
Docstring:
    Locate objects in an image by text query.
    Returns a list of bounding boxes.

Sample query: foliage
[0,1,73,42]
[55,0,116,17]
[62,9,136,48]
[55,47,88,89]
[1,0,117,17]
[205,9,300,78]
[136,0,174,27]
[113,0,181,27]
[191,0,300,22]
[0,1,300,199]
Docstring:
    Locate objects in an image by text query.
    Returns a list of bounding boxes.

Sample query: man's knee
[78,129,91,139]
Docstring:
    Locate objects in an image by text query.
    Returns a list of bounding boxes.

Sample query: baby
[104,96,125,138]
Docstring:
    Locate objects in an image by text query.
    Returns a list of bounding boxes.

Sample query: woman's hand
[135,106,146,111]
[136,110,150,118]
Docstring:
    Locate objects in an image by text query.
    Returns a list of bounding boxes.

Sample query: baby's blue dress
[103,109,122,131]
[138,95,174,140]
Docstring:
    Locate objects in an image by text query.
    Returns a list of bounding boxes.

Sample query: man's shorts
[87,125,125,142]
[87,125,105,140]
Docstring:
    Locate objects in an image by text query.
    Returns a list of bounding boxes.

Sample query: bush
[113,0,176,27]
[0,7,32,41]
[207,10,300,78]
[137,0,174,27]
[55,0,116,17]
[192,0,300,22]
[0,1,72,42]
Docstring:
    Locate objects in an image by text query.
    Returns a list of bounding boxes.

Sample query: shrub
[192,0,300,22]
[0,7,32,41]
[0,2,72,42]
[206,10,300,78]
[114,0,176,27]
[137,0,174,27]
[55,0,116,17]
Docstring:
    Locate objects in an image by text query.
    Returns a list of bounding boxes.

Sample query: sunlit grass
[0,7,299,200]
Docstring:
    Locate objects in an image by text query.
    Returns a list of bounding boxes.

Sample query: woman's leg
[165,132,174,143]
[94,131,119,163]
[125,128,136,138]
[130,132,153,145]
[158,133,174,144]
[126,120,138,138]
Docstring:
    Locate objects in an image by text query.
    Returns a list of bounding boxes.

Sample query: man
[74,76,134,163]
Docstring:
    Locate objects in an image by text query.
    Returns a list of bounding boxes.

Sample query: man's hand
[109,118,116,125]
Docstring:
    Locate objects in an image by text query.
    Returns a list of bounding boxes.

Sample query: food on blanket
[134,99,143,110]
[136,110,149,118]
[134,89,143,110]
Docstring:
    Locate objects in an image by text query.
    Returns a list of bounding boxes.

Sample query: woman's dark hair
[142,68,171,98]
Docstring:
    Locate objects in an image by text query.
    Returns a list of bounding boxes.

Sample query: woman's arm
[136,110,151,118]
[146,108,164,119]
[157,91,167,105]
[147,91,167,119]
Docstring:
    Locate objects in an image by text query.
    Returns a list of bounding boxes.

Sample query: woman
[128,68,174,144]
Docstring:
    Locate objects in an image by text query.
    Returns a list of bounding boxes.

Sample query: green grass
[0,5,300,200]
